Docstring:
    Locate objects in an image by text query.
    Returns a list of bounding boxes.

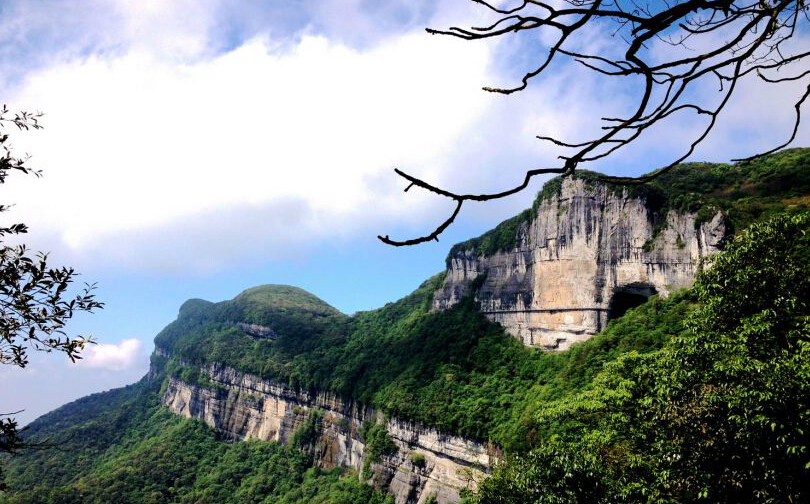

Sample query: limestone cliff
[434,177,726,350]
[160,356,489,504]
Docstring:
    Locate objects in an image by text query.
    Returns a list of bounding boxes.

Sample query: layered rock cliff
[434,177,726,350]
[160,355,490,504]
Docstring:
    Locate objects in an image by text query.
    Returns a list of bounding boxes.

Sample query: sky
[1,0,808,426]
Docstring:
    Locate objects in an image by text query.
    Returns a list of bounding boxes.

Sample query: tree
[379,0,810,246]
[0,105,103,483]
[471,212,810,503]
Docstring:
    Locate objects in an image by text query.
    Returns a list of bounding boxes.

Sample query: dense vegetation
[1,275,693,503]
[449,148,810,259]
[3,150,809,503]
[359,421,398,478]
[470,212,810,503]
[1,376,393,504]
[0,287,691,504]
[153,274,691,452]
[0,245,697,504]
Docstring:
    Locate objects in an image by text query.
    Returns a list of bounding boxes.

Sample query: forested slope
[2,378,392,504]
[2,150,810,503]
[2,275,694,503]
[472,212,810,504]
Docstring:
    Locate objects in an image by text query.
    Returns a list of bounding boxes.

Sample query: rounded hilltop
[156,284,346,356]
[178,298,214,317]
[175,284,342,320]
[217,284,346,343]
[232,284,343,317]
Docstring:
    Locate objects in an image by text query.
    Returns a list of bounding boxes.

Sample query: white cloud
[2,2,807,274]
[78,338,144,371]
[4,31,495,266]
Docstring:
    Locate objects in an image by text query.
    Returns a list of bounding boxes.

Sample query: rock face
[236,322,278,340]
[161,358,490,504]
[434,178,726,350]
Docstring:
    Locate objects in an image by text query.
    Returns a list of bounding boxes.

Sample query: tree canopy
[472,211,810,503]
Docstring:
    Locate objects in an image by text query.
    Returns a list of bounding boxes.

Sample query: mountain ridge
[3,148,810,504]
[435,148,810,350]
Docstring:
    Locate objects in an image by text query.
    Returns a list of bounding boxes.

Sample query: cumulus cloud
[1,1,806,274]
[78,338,144,371]
[3,31,498,265]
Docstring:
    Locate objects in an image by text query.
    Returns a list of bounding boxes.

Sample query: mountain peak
[233,284,342,316]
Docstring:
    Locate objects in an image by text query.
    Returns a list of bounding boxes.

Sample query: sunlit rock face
[161,359,490,504]
[434,178,725,350]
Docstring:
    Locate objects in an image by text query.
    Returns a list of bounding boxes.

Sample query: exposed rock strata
[236,322,278,339]
[434,178,726,350]
[161,360,489,504]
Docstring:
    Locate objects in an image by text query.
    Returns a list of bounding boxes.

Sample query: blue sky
[1,0,808,425]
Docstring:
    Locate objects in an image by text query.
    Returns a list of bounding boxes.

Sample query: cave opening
[608,283,657,321]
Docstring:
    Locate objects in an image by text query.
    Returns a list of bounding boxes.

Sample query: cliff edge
[434,174,726,350]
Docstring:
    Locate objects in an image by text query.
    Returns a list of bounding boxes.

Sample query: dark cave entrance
[608,283,657,321]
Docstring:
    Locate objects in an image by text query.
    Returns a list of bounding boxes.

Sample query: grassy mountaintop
[176,284,342,321]
[232,284,343,316]
[154,285,348,374]
[448,147,810,261]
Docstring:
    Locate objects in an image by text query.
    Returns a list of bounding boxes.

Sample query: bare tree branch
[379,0,810,245]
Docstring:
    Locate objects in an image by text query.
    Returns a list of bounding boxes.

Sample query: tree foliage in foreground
[0,106,102,369]
[0,106,102,485]
[472,212,810,504]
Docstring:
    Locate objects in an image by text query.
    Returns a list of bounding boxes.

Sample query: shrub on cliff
[360,420,398,479]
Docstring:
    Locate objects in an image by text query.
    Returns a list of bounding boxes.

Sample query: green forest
[2,150,810,503]
[1,379,393,504]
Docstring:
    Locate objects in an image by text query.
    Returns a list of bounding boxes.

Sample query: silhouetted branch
[378,166,568,246]
[380,0,810,245]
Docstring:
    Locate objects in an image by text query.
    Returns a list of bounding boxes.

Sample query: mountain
[2,149,810,504]
[436,148,810,349]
